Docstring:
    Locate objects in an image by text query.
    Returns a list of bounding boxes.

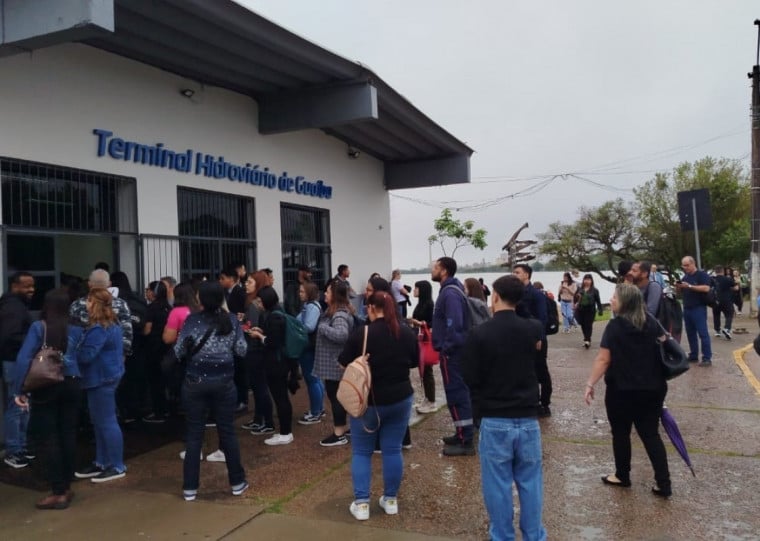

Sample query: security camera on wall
[347,146,360,159]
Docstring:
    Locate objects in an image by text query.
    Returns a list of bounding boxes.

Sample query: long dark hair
[369,291,400,338]
[173,282,199,312]
[40,288,71,352]
[110,271,134,296]
[327,279,354,316]
[414,280,433,305]
[197,282,232,335]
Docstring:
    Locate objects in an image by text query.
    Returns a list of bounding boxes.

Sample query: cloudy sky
[242,1,758,269]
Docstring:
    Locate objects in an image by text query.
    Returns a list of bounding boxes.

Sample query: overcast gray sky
[242,0,758,269]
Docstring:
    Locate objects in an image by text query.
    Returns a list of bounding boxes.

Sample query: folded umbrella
[661,406,696,477]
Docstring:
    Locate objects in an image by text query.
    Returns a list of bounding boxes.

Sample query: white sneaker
[349,501,370,520]
[415,400,437,414]
[206,449,226,462]
[264,433,294,446]
[379,495,398,515]
[179,450,204,461]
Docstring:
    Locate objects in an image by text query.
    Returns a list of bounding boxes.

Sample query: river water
[398,270,617,311]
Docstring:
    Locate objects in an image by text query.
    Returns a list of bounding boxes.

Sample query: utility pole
[750,20,760,317]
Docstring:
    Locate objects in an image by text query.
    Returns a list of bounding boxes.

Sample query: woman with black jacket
[574,273,604,349]
[247,286,291,445]
[338,291,419,521]
[142,282,171,422]
[409,280,436,413]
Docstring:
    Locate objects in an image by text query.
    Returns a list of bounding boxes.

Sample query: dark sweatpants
[439,352,474,443]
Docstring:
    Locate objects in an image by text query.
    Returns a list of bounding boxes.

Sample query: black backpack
[544,294,559,335]
[644,285,683,341]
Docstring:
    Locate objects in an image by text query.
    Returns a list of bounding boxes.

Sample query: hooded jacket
[431,277,468,355]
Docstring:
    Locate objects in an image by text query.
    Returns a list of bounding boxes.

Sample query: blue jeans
[439,352,474,443]
[683,306,712,361]
[86,380,125,472]
[479,417,546,541]
[3,360,29,455]
[560,301,574,331]
[349,394,413,503]
[182,377,245,491]
[298,350,324,416]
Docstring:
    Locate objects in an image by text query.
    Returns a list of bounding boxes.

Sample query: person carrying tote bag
[12,288,82,509]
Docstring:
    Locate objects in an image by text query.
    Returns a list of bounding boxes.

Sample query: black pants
[117,352,146,419]
[29,378,81,495]
[421,364,435,403]
[535,337,551,407]
[182,378,245,491]
[324,379,347,428]
[233,355,249,406]
[265,360,292,435]
[712,301,734,332]
[576,308,595,342]
[247,350,273,426]
[605,384,670,489]
[146,353,167,416]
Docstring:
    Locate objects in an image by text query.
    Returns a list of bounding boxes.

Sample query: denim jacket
[72,323,124,389]
[12,320,82,396]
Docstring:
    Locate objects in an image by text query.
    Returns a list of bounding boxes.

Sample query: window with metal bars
[177,187,256,281]
[0,157,137,233]
[280,203,331,286]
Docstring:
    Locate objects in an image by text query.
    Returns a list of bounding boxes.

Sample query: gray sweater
[312,309,354,381]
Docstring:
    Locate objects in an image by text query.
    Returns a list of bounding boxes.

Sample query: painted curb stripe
[733,343,760,396]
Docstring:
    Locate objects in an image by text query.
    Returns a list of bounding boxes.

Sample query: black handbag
[651,315,689,380]
[22,322,64,392]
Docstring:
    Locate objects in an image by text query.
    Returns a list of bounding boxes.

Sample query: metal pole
[749,20,760,316]
[692,198,701,269]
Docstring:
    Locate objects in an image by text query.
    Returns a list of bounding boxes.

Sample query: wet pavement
[2,314,760,540]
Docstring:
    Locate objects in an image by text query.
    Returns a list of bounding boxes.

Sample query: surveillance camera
[347,147,360,159]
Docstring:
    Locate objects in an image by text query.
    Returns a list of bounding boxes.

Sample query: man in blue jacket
[431,257,475,456]
[513,264,551,417]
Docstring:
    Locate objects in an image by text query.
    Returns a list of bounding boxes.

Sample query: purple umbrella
[661,406,696,477]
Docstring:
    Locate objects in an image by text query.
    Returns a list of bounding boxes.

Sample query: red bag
[418,323,439,377]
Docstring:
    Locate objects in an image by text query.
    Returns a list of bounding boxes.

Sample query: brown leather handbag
[22,321,64,392]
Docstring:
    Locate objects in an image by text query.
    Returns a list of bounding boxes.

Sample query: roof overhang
[0,0,472,189]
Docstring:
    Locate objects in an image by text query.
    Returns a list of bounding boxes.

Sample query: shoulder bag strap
[361,325,368,356]
[41,320,48,347]
[189,324,216,358]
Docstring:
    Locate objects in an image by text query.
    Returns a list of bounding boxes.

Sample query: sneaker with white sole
[297,412,322,425]
[74,464,103,479]
[415,400,437,414]
[250,425,275,435]
[179,450,204,461]
[206,449,226,462]
[91,467,126,483]
[722,328,732,340]
[319,433,348,447]
[4,454,30,469]
[264,433,294,446]
[231,481,249,496]
[349,501,370,521]
[241,419,260,430]
[379,495,398,515]
[183,489,197,502]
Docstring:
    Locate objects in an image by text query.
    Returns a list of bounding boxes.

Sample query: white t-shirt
[391,279,406,303]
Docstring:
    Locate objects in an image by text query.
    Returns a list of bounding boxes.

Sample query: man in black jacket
[1,271,35,468]
[462,275,547,541]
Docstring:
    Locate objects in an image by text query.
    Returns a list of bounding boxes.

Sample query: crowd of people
[0,254,754,540]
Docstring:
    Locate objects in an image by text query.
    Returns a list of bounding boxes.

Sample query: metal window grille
[280,203,331,285]
[0,157,137,233]
[176,187,256,281]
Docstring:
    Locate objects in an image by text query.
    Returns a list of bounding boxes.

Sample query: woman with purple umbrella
[584,284,672,498]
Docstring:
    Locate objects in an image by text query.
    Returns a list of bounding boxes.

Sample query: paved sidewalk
[1,317,759,540]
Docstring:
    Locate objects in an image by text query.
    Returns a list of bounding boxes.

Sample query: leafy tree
[537,199,640,283]
[428,208,487,257]
[634,157,749,274]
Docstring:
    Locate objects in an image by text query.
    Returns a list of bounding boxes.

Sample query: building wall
[0,44,391,294]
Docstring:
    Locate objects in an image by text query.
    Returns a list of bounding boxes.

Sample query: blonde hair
[87,287,117,326]
[614,283,646,330]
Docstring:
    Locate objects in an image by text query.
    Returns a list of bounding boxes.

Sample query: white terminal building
[0,0,471,305]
